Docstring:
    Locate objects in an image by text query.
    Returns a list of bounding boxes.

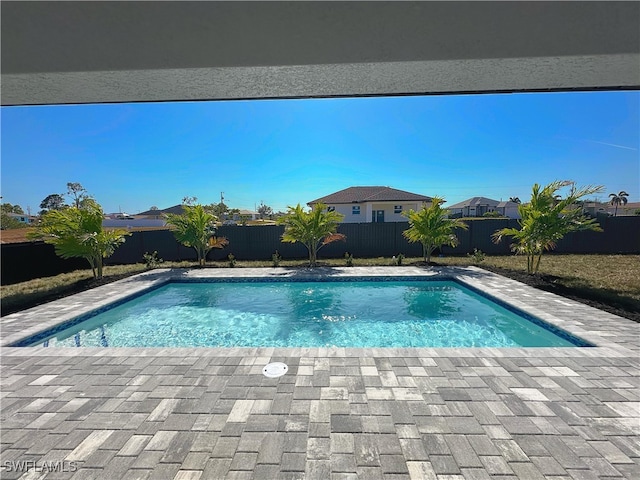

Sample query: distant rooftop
[136,204,185,216]
[308,186,432,205]
[447,197,501,209]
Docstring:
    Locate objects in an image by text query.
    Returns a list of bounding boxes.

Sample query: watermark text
[3,460,79,473]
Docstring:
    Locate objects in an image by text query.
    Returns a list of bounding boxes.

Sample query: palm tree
[508,197,521,204]
[402,197,468,264]
[277,203,345,267]
[493,181,603,274]
[29,199,129,279]
[608,191,629,216]
[166,204,228,266]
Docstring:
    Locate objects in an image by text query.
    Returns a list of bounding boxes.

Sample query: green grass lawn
[437,254,640,301]
[1,254,638,320]
[438,254,640,320]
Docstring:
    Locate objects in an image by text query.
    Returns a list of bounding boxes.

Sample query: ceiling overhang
[2,1,638,106]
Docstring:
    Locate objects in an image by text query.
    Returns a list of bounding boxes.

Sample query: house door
[372,210,384,223]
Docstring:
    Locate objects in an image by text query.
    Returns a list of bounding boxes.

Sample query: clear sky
[1,90,638,215]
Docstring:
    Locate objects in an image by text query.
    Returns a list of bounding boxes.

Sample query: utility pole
[221,192,224,205]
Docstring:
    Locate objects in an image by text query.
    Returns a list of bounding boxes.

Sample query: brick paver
[1,267,638,479]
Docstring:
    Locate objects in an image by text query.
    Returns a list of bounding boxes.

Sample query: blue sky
[1,90,638,215]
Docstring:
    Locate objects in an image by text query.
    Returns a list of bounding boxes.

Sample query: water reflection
[282,283,341,344]
[403,286,460,320]
[32,281,580,348]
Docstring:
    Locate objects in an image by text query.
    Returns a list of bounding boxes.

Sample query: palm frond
[492,181,603,273]
[166,205,225,265]
[30,201,129,278]
[208,236,229,248]
[278,203,345,265]
[322,233,346,245]
[402,196,467,262]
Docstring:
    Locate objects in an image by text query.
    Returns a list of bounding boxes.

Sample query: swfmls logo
[3,460,79,473]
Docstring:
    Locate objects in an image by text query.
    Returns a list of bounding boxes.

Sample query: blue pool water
[23,280,590,348]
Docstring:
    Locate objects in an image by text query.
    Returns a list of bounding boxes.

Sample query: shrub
[277,203,345,267]
[493,181,603,274]
[344,252,354,267]
[482,211,504,218]
[392,253,405,266]
[403,197,468,264]
[166,204,229,267]
[143,251,163,269]
[272,250,282,267]
[28,199,129,279]
[467,248,486,264]
[228,254,237,267]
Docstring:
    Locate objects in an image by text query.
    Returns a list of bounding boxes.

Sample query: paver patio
[1,267,638,479]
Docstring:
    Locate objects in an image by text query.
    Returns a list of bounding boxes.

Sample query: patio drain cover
[263,362,288,378]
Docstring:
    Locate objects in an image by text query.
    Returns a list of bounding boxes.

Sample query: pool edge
[1,266,635,356]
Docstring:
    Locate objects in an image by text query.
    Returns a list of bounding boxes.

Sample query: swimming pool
[18,278,591,348]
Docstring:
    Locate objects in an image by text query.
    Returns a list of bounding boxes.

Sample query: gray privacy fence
[2,216,639,285]
[1,242,88,285]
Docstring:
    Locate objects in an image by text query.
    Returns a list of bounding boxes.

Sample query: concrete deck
[1,267,638,479]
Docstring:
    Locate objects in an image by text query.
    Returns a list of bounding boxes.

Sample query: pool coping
[1,266,637,358]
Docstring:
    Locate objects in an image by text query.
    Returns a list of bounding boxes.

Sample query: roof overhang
[1,1,638,106]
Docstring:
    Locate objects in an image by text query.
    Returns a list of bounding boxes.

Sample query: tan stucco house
[308,186,432,223]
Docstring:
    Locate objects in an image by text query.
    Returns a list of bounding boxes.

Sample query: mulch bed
[1,273,136,317]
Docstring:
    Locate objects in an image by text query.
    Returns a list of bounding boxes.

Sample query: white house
[308,186,432,223]
[495,201,521,219]
[229,210,260,222]
[5,212,37,224]
[447,197,521,219]
[583,201,640,217]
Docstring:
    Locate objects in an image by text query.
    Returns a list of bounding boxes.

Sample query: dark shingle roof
[308,186,432,205]
[136,204,185,216]
[447,197,500,209]
[496,201,520,208]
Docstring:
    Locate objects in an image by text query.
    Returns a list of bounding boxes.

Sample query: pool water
[27,280,588,348]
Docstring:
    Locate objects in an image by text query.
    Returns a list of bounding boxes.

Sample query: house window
[352,206,360,215]
[327,206,335,212]
[394,205,402,214]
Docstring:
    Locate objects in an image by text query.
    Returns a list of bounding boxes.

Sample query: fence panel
[108,230,197,264]
[556,216,640,253]
[1,241,88,285]
[212,225,308,260]
[105,216,640,261]
[3,216,638,284]
[455,219,519,255]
